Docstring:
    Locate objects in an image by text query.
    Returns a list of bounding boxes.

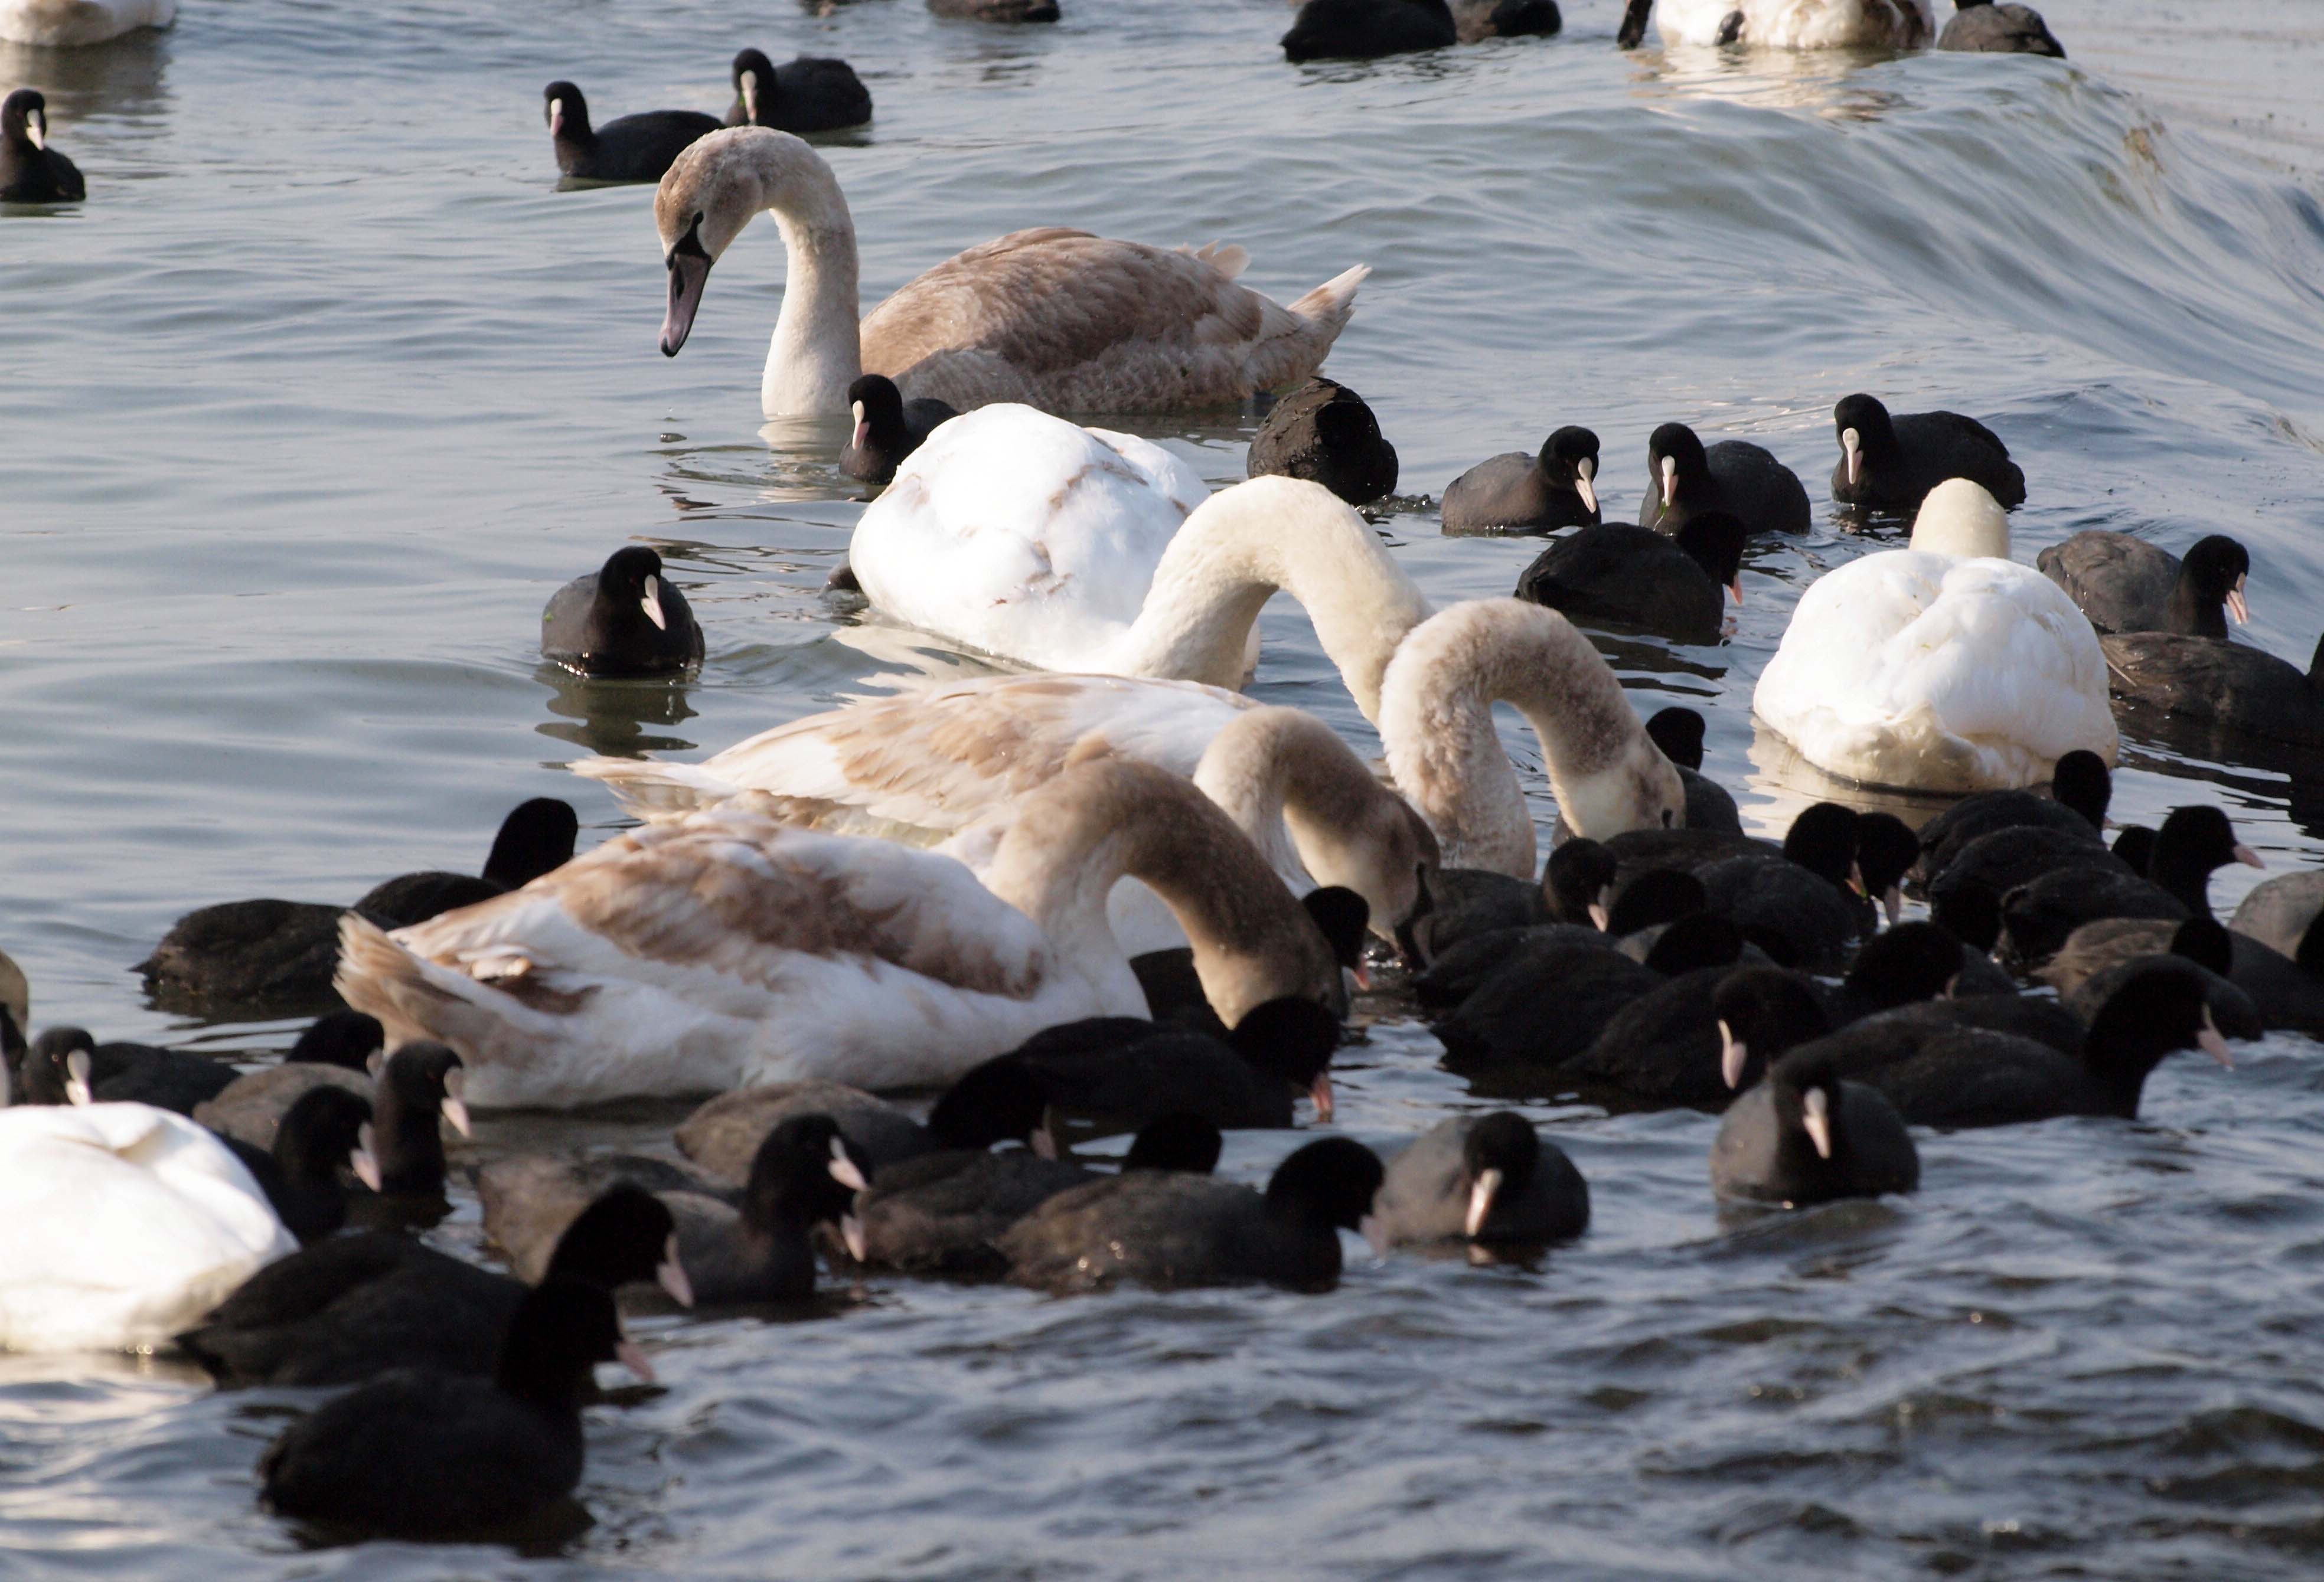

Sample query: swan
[850,469,1430,710]
[0,0,172,46]
[654,128,1368,418]
[585,694,1433,956]
[1753,479,2117,793]
[1617,0,1930,48]
[0,1103,295,1352]
[334,759,1343,1107]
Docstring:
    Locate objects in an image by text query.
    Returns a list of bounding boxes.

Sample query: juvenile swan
[654,129,1369,417]
[0,0,172,47]
[335,761,1343,1107]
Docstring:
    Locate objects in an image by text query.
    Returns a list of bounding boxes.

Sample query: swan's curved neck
[981,759,1333,1026]
[1106,476,1431,724]
[1380,600,1667,878]
[726,138,863,416]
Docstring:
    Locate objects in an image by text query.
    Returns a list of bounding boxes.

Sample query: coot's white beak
[1310,1072,1336,1122]
[615,1335,657,1384]
[1718,1019,1749,1090]
[641,574,668,630]
[1031,1113,1060,1161]
[1884,886,1904,927]
[546,97,563,139]
[2198,1006,2235,1068]
[1575,457,1598,517]
[351,1122,383,1191]
[2227,577,2249,625]
[841,1212,867,1263]
[27,110,45,151]
[64,1049,92,1107]
[1660,453,1677,509]
[1801,1086,1834,1160]
[657,1233,695,1307]
[1464,1167,1503,1240]
[1842,427,1860,487]
[740,70,759,122]
[2234,844,2266,870]
[440,1067,472,1138]
[850,399,869,452]
[1729,577,1745,606]
[1588,900,1610,932]
[827,1134,869,1192]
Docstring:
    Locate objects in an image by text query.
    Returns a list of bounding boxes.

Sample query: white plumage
[1753,480,2117,793]
[0,1103,294,1354]
[1644,0,1931,48]
[0,0,172,46]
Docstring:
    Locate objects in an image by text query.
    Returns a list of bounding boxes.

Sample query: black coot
[930,0,1061,19]
[1822,922,1981,1027]
[1368,1112,1587,1247]
[1000,1136,1383,1292]
[1402,838,1615,964]
[1638,423,1809,538]
[1999,805,2262,966]
[1432,937,1662,1073]
[2041,918,2263,1041]
[840,375,958,485]
[1926,819,2119,925]
[1514,512,1747,642]
[2038,532,2248,637]
[257,1277,648,1537]
[1247,378,1399,506]
[985,995,1343,1132]
[1694,802,1866,973]
[1937,0,2065,56]
[1451,0,1562,40]
[1643,707,1743,835]
[194,1012,384,1152]
[18,1027,236,1114]
[0,90,83,204]
[2102,629,2324,753]
[1710,1050,1920,1207]
[543,81,720,184]
[1566,959,1826,1107]
[1441,426,1601,533]
[214,1086,375,1245]
[1282,0,1457,61]
[724,48,872,134]
[675,1060,1046,1182]
[345,1041,471,1208]
[543,545,704,678]
[1829,393,2025,512]
[1912,748,2110,882]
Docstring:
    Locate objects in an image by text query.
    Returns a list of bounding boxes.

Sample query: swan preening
[0,0,172,47]
[335,759,1343,1107]
[1754,479,2117,793]
[654,128,1367,417]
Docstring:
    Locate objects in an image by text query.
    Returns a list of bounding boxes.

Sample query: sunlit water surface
[5,1,2324,1576]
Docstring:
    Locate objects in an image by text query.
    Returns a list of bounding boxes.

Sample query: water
[6,0,2324,1574]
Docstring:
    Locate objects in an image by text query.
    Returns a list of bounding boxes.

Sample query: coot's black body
[1514,513,1745,643]
[1937,0,2064,57]
[0,90,83,204]
[542,545,704,678]
[1829,394,2025,513]
[840,375,958,485]
[1441,426,1600,534]
[1369,1112,1588,1245]
[1247,378,1399,506]
[1638,423,1809,538]
[1283,0,1457,61]
[724,48,873,135]
[2038,532,2248,638]
[544,81,720,184]
[1710,1051,1919,1208]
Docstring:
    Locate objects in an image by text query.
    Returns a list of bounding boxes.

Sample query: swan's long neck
[1106,476,1432,725]
[1379,599,1680,878]
[727,136,862,417]
[981,759,1337,1027]
[1192,710,1314,887]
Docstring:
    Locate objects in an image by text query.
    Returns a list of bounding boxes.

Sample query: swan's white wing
[1755,552,2116,793]
[848,404,1203,671]
[337,807,1127,1104]
[576,672,1258,832]
[0,1104,292,1352]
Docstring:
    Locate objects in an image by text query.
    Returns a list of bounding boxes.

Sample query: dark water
[5,0,2324,1575]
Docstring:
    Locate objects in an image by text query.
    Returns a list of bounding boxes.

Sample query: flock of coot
[8,0,2320,1551]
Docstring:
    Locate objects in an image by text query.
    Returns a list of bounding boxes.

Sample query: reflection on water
[534,664,700,757]
[0,34,171,124]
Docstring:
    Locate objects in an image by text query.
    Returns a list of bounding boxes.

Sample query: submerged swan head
[1909,478,2011,559]
[655,128,854,367]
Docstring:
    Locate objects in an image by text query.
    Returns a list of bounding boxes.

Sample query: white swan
[856,471,1432,719]
[0,1103,295,1353]
[1753,479,2118,794]
[0,0,172,46]
[1618,0,1931,48]
[335,759,1342,1107]
[576,598,1680,897]
[655,128,1367,418]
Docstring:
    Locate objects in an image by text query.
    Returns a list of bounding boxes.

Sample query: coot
[1638,422,1810,538]
[1441,426,1601,533]
[1247,378,1399,506]
[1829,393,2025,512]
[542,545,705,678]
[544,80,720,184]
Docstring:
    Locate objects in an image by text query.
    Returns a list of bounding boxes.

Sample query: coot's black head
[2083,959,2232,1109]
[732,47,779,96]
[1122,1113,1222,1175]
[1832,393,1897,470]
[1228,997,1340,1117]
[848,373,907,442]
[1782,802,1862,890]
[1767,1048,1849,1162]
[1712,967,1831,1090]
[272,1086,373,1182]
[380,1040,468,1125]
[1643,913,1745,975]
[1459,1111,1541,1238]
[1606,868,1708,937]
[1843,921,1962,1011]
[289,1010,384,1071]
[25,1027,96,1104]
[363,1042,469,1197]
[1264,1136,1383,1231]
[1643,708,1706,773]
[928,1057,1050,1150]
[2149,805,2262,916]
[2,90,48,152]
[496,1277,641,1406]
[1674,511,1749,597]
[1303,885,1370,973]
[2050,749,2113,834]
[1542,837,1618,927]
[744,1113,870,1234]
[1539,426,1601,511]
[2179,535,2251,632]
[546,1181,691,1305]
[1313,396,1382,452]
[2168,917,2234,978]
[597,544,669,612]
[1931,878,2003,954]
[2111,825,2157,876]
[543,81,589,139]
[1855,813,1921,920]
[483,797,579,890]
[1646,422,1710,506]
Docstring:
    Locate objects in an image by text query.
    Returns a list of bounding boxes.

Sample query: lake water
[5,0,2324,1576]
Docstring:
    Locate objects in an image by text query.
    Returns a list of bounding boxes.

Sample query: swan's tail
[333,913,533,1063]
[1180,240,1251,282]
[1287,263,1370,338]
[568,755,743,820]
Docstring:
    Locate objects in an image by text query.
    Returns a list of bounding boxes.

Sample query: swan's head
[1561,721,1687,841]
[730,48,778,125]
[656,128,821,357]
[1908,478,2011,558]
[1288,795,1442,962]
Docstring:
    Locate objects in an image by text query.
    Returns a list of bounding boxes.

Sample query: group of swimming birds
[10,0,2317,1547]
